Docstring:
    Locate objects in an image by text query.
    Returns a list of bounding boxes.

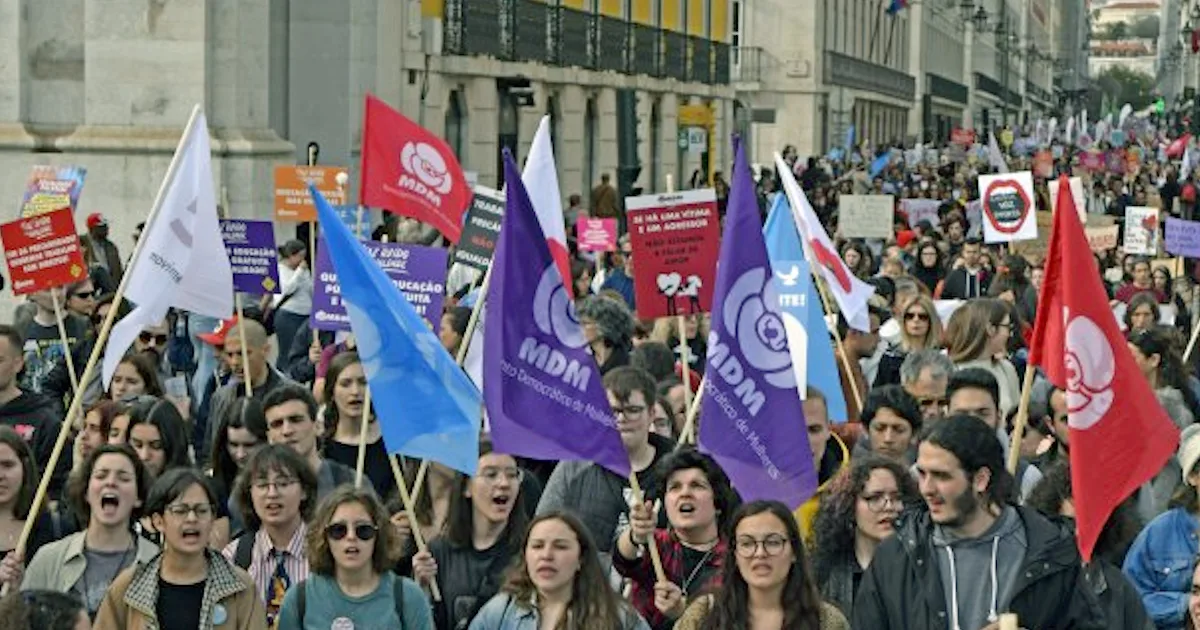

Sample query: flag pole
[1185,320,1200,365]
[664,175,695,436]
[388,455,443,601]
[627,471,667,583]
[1006,365,1038,475]
[308,143,320,346]
[356,384,372,488]
[50,290,80,395]
[675,386,704,450]
[809,274,865,415]
[11,104,205,565]
[234,296,253,398]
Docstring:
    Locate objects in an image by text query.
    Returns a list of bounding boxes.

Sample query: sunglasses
[904,311,930,322]
[326,522,378,541]
[139,332,168,345]
[71,290,95,300]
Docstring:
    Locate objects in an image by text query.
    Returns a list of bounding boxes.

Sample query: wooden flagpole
[389,455,442,601]
[49,290,79,394]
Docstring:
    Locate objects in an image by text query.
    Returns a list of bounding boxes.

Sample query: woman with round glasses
[811,457,918,618]
[469,511,649,629]
[277,486,432,630]
[95,468,266,629]
[675,500,847,630]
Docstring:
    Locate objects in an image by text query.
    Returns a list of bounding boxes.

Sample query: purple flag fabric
[699,140,818,508]
[482,151,631,477]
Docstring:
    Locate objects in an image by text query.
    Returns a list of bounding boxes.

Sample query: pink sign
[1080,151,1104,171]
[575,217,617,252]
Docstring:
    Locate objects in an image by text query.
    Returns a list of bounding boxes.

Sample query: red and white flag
[524,116,571,295]
[360,93,471,243]
[775,153,876,332]
[1029,175,1179,562]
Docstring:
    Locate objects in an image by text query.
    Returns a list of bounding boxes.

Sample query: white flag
[103,107,233,385]
[775,153,876,332]
[988,132,1009,173]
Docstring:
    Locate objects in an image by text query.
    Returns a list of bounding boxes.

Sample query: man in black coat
[851,415,1104,629]
[939,237,991,299]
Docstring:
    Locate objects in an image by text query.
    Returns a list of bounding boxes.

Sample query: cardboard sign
[626,189,721,319]
[1085,225,1120,252]
[1080,151,1104,170]
[19,165,87,218]
[951,128,976,146]
[1124,206,1160,255]
[312,239,447,331]
[1033,151,1053,178]
[1010,212,1055,259]
[453,186,504,272]
[838,195,895,239]
[900,199,941,228]
[1166,217,1200,258]
[274,166,349,222]
[979,171,1037,244]
[0,208,87,295]
[576,218,618,252]
[220,219,280,296]
[1048,177,1087,221]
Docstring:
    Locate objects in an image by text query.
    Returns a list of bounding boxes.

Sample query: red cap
[198,317,239,346]
[86,213,107,229]
[896,229,917,249]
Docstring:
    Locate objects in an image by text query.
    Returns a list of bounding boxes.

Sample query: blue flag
[482,151,630,477]
[762,195,850,424]
[844,125,856,152]
[699,141,817,508]
[309,185,480,475]
[869,152,891,178]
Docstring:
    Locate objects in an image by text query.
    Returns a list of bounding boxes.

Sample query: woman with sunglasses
[319,352,394,499]
[411,444,529,630]
[63,279,98,321]
[469,511,649,630]
[95,468,266,629]
[811,457,918,619]
[277,486,432,630]
[874,294,943,388]
[674,500,847,630]
[23,445,156,621]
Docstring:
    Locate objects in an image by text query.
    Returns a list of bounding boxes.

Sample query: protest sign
[1033,151,1053,178]
[452,186,504,272]
[312,239,447,331]
[1124,206,1160,255]
[0,208,87,295]
[900,199,941,228]
[838,195,895,239]
[220,219,281,295]
[19,166,87,218]
[626,189,721,319]
[1166,217,1200,257]
[575,217,617,252]
[1105,150,1126,175]
[1080,151,1104,170]
[951,128,976,146]
[1085,225,1120,252]
[274,166,348,222]
[1010,212,1055,259]
[1048,176,1087,220]
[979,171,1037,243]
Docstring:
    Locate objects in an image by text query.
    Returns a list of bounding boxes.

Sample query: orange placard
[273,166,349,222]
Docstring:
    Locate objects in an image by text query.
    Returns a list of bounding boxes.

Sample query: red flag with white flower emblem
[360,93,471,243]
[1029,176,1179,562]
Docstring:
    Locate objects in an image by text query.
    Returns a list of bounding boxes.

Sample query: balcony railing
[731,46,768,83]
[442,0,727,84]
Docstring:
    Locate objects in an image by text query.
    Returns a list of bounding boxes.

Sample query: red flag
[1029,176,1179,562]
[360,93,471,243]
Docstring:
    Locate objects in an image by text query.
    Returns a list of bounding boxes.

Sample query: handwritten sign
[575,218,617,252]
[274,166,349,222]
[0,208,87,295]
[626,189,721,319]
[1085,225,1120,252]
[19,166,87,218]
[453,186,504,272]
[312,239,447,331]
[900,199,941,228]
[1124,206,1160,255]
[1166,217,1200,258]
[838,195,895,239]
[220,219,281,295]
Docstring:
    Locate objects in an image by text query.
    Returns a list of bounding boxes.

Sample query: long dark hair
[209,398,268,495]
[0,427,39,520]
[321,351,365,441]
[125,396,191,475]
[1025,460,1141,565]
[811,457,918,583]
[111,353,164,399]
[700,501,824,630]
[1129,326,1200,419]
[443,440,529,552]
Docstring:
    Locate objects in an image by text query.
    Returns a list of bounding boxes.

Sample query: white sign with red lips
[979,171,1038,244]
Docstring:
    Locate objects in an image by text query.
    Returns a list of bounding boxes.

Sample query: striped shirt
[221,523,311,611]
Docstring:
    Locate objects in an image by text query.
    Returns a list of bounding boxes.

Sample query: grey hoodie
[932,505,1028,630]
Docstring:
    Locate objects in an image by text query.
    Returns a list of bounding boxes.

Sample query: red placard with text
[951,128,976,146]
[0,208,87,295]
[625,189,721,319]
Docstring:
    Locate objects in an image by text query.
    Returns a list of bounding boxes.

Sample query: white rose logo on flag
[724,268,794,389]
[1063,310,1115,430]
[534,264,586,349]
[400,142,453,194]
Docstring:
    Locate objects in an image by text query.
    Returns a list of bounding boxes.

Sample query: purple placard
[1166,217,1200,258]
[220,219,280,295]
[312,238,447,332]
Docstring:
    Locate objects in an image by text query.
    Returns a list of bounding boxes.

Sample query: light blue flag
[869,152,891,178]
[844,125,856,152]
[309,185,480,475]
[762,195,850,424]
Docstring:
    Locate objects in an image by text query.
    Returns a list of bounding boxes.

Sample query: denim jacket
[1122,508,1200,630]
[468,592,650,630]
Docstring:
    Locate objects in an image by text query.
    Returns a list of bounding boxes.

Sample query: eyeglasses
[70,290,95,300]
[326,522,378,541]
[139,332,168,346]
[613,405,647,417]
[251,477,298,493]
[478,466,523,483]
[734,534,789,558]
[164,503,215,519]
[904,311,930,322]
[861,492,903,512]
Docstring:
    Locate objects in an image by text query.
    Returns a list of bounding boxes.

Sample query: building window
[445,89,466,160]
[650,98,661,194]
[547,94,561,158]
[731,0,742,64]
[585,96,597,196]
